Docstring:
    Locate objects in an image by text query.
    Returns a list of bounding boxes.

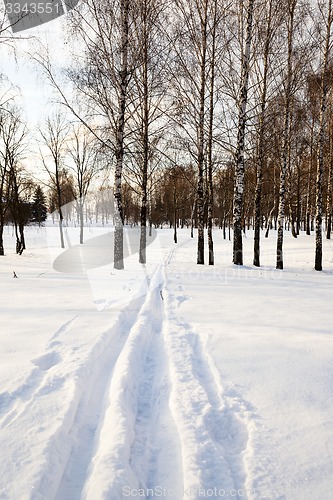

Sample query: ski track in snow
[128,266,184,497]
[81,261,183,499]
[0,316,77,431]
[80,239,255,500]
[162,261,254,499]
[1,242,257,500]
[56,243,254,500]
[54,294,150,500]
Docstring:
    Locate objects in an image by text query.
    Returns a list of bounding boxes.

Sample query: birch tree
[39,113,69,249]
[128,0,169,264]
[0,106,27,255]
[276,0,297,269]
[315,0,333,270]
[35,0,135,269]
[326,109,333,239]
[169,0,224,265]
[252,0,280,267]
[67,126,99,244]
[233,0,255,265]
[207,0,218,265]
[113,0,131,269]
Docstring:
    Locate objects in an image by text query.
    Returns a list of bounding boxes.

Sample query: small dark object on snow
[160,290,164,300]
[13,271,18,278]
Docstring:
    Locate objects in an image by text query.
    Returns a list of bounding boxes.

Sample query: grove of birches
[1,0,333,271]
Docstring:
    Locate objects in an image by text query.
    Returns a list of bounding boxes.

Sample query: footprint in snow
[176,295,190,307]
[32,352,62,371]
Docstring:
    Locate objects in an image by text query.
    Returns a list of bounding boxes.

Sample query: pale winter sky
[0,14,72,128]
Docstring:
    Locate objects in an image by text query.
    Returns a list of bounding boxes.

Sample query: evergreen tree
[31,186,47,226]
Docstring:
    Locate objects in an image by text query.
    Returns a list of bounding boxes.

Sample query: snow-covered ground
[1,223,333,500]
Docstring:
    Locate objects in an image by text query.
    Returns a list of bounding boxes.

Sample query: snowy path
[2,228,333,499]
[54,295,149,500]
[81,263,183,499]
[0,238,272,500]
[79,243,253,500]
[0,315,78,432]
[54,243,253,500]
[0,292,156,500]
[162,267,252,499]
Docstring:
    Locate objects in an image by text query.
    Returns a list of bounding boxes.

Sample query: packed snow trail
[54,295,150,500]
[162,267,253,500]
[0,316,77,432]
[128,269,184,496]
[81,241,253,500]
[53,241,253,500]
[0,237,255,500]
[0,289,155,500]
[82,263,183,499]
[2,227,333,499]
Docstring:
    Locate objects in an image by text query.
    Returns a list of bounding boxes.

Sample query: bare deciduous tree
[39,112,70,249]
[233,0,255,266]
[67,125,100,244]
[315,0,333,271]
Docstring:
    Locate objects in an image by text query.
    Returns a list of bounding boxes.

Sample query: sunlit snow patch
[46,194,161,311]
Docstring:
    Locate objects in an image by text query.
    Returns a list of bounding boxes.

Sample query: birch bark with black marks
[233,0,255,266]
[197,0,209,265]
[315,0,333,271]
[114,0,130,270]
[207,0,218,266]
[139,25,149,264]
[326,120,333,239]
[253,0,274,267]
[190,196,197,238]
[276,0,296,270]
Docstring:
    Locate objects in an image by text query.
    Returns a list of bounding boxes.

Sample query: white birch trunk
[233,0,255,265]
[315,0,332,270]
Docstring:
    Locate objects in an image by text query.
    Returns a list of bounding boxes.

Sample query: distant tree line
[1,0,333,271]
[0,105,48,255]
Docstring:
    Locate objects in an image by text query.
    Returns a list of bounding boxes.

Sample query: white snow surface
[1,224,333,500]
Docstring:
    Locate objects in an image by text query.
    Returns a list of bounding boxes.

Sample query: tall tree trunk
[58,207,65,249]
[207,0,218,266]
[0,225,4,256]
[114,0,130,270]
[197,1,208,265]
[326,163,332,240]
[289,195,297,238]
[79,199,84,244]
[276,0,296,270]
[305,120,314,235]
[191,196,197,238]
[18,223,25,255]
[174,205,177,244]
[233,0,255,265]
[296,161,301,235]
[326,118,333,239]
[265,202,276,238]
[139,0,149,264]
[14,222,21,254]
[315,0,332,271]
[253,0,273,267]
[56,172,65,249]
